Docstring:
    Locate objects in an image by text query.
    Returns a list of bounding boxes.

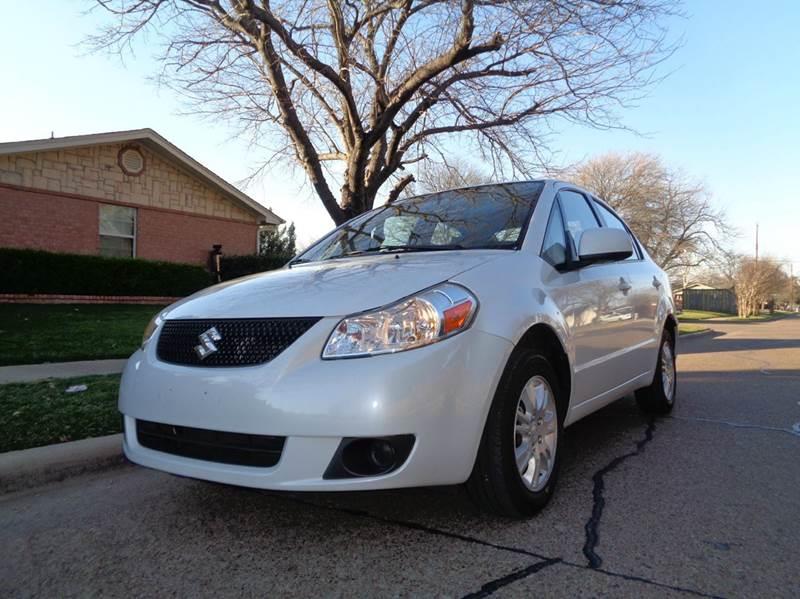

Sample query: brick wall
[0,185,258,265]
[0,185,98,254]
[137,205,257,263]
[0,142,262,223]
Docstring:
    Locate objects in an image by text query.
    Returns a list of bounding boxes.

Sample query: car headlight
[141,312,165,348]
[322,283,478,359]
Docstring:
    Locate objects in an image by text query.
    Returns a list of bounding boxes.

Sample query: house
[673,283,736,314]
[672,282,715,310]
[0,129,283,266]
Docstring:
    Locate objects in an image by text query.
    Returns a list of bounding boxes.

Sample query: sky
[1,1,798,270]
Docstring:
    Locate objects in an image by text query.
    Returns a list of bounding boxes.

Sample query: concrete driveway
[2,317,799,598]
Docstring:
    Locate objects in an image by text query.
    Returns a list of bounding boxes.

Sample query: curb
[0,434,125,495]
[679,328,713,339]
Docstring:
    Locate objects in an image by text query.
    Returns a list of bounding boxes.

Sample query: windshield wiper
[305,243,509,264]
[337,244,466,258]
[287,257,311,267]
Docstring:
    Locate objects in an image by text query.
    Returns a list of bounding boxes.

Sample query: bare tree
[90,0,677,225]
[732,257,786,318]
[571,153,731,274]
[415,158,492,194]
[702,248,739,289]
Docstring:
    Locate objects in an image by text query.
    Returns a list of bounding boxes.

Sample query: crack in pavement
[587,566,724,598]
[582,418,656,569]
[268,492,552,559]
[460,558,562,598]
[669,415,800,437]
[732,352,800,378]
[269,485,723,598]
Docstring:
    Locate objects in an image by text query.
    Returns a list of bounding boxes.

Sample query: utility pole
[755,223,759,263]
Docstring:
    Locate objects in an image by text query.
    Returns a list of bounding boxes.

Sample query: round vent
[118,146,145,176]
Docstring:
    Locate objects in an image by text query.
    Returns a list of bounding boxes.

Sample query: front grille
[156,317,321,367]
[136,420,285,467]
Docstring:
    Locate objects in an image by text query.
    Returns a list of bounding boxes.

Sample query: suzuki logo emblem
[194,327,222,359]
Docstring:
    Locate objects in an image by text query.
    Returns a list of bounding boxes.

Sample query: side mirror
[578,228,633,264]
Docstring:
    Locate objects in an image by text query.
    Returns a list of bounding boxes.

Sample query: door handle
[652,276,662,289]
[618,277,632,293]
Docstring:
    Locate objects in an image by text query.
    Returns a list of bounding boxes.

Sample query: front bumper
[120,319,512,491]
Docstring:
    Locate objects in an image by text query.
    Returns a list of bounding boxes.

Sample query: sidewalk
[0,358,127,384]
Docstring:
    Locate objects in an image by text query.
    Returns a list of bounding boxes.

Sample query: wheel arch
[664,313,678,345]
[513,323,572,419]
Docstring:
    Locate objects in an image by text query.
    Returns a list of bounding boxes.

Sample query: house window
[99,204,136,258]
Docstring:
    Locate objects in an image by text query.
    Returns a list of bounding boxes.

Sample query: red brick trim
[0,182,263,226]
[0,294,180,305]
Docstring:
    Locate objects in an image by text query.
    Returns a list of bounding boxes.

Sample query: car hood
[164,251,505,319]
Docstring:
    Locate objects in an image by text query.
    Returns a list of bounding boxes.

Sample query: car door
[539,190,639,413]
[591,198,661,378]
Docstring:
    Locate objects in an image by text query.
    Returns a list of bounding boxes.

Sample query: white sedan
[120,180,677,517]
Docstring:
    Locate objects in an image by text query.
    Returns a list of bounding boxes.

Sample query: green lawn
[679,309,792,323]
[0,304,163,366]
[0,374,121,452]
[678,309,731,320]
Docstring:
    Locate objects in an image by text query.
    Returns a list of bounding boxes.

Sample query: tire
[467,350,564,518]
[635,328,676,414]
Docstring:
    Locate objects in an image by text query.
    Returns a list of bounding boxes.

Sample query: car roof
[418,179,595,197]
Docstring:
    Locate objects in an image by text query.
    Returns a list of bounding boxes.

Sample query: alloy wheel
[661,341,676,403]
[514,375,558,492]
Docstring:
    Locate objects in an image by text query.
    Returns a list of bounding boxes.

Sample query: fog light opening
[325,435,415,479]
[369,439,396,471]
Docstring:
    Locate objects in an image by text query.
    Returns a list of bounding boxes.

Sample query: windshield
[296,181,544,264]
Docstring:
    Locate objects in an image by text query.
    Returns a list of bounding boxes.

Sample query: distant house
[0,129,283,266]
[674,283,736,314]
[672,282,714,308]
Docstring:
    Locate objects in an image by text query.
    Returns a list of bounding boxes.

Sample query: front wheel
[467,350,564,518]
[635,329,676,414]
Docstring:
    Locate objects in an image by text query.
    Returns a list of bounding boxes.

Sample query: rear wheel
[467,350,564,517]
[635,329,676,414]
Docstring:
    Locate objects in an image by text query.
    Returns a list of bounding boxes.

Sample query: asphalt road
[2,316,799,598]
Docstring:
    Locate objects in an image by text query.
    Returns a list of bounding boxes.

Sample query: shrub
[219,254,289,281]
[0,248,212,296]
[259,222,297,257]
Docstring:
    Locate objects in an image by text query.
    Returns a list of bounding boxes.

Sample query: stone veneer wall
[0,142,260,223]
